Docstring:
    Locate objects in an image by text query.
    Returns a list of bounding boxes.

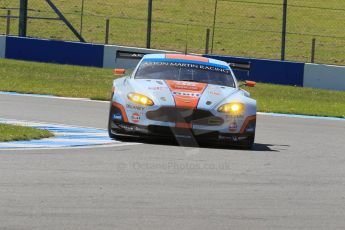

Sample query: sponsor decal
[148,86,164,91]
[131,113,140,123]
[141,61,230,74]
[173,91,201,97]
[225,114,244,120]
[174,82,199,91]
[126,104,145,111]
[206,101,212,105]
[118,124,149,133]
[229,122,237,132]
[175,97,192,103]
[156,81,163,85]
[174,134,193,139]
[219,135,240,142]
[209,91,221,96]
[112,113,122,121]
[160,97,167,101]
[117,51,145,60]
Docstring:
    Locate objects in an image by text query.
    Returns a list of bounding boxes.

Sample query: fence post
[205,28,210,54]
[211,0,218,54]
[146,0,153,49]
[105,18,110,44]
[19,0,28,37]
[311,38,316,63]
[6,10,11,35]
[280,0,288,61]
[80,0,85,35]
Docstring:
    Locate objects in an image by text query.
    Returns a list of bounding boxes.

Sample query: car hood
[127,79,238,110]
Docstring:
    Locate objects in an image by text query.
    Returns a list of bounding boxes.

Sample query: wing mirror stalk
[240,80,256,88]
[113,69,126,76]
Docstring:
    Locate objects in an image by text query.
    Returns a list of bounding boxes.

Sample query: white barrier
[0,35,6,58]
[304,63,345,91]
[103,44,179,69]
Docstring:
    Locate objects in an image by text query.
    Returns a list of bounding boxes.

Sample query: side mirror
[113,68,126,76]
[244,80,256,87]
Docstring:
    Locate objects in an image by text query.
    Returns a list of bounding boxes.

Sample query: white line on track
[0,118,140,151]
[0,91,108,103]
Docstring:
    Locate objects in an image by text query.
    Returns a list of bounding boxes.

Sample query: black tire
[108,111,135,142]
[108,98,117,139]
[108,96,137,142]
[238,135,255,150]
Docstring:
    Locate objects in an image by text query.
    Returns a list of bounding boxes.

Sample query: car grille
[146,107,224,126]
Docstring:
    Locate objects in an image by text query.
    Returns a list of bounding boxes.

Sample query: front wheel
[108,114,135,142]
[237,135,255,150]
[108,100,117,139]
[108,100,137,142]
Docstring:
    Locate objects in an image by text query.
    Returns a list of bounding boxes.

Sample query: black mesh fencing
[0,0,345,65]
[0,0,20,35]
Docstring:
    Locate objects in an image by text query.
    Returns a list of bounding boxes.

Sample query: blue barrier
[5,36,104,67]
[0,36,309,87]
[204,55,305,86]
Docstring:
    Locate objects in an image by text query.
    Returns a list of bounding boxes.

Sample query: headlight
[128,93,154,106]
[218,102,244,114]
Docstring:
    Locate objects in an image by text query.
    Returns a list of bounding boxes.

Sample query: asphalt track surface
[0,93,345,230]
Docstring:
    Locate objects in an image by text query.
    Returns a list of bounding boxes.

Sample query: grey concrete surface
[0,94,345,230]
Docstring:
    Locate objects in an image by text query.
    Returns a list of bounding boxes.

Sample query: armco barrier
[0,36,5,59]
[5,36,104,67]
[204,54,305,86]
[304,64,345,91]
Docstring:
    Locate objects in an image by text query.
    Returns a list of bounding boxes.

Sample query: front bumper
[109,101,256,145]
[109,120,255,144]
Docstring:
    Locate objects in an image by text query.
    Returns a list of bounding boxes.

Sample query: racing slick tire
[107,112,135,142]
[107,98,137,142]
[236,135,255,150]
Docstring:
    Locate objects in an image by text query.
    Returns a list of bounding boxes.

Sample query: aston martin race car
[108,54,257,148]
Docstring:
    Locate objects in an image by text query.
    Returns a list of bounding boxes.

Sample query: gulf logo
[131,113,140,123]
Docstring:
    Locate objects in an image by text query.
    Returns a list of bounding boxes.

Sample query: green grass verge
[0,123,54,142]
[1,0,345,65]
[0,58,344,118]
[0,58,113,100]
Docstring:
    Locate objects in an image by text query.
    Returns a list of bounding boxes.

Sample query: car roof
[143,54,230,69]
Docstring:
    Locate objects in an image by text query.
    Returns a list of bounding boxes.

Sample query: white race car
[108,54,257,148]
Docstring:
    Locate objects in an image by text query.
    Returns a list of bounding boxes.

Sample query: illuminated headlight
[218,103,244,114]
[128,93,154,106]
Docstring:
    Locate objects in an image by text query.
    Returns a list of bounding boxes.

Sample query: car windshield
[135,61,236,88]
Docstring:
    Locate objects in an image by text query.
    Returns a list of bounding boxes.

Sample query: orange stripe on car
[165,54,209,63]
[240,115,256,134]
[176,122,192,129]
[165,80,207,109]
[112,102,128,122]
